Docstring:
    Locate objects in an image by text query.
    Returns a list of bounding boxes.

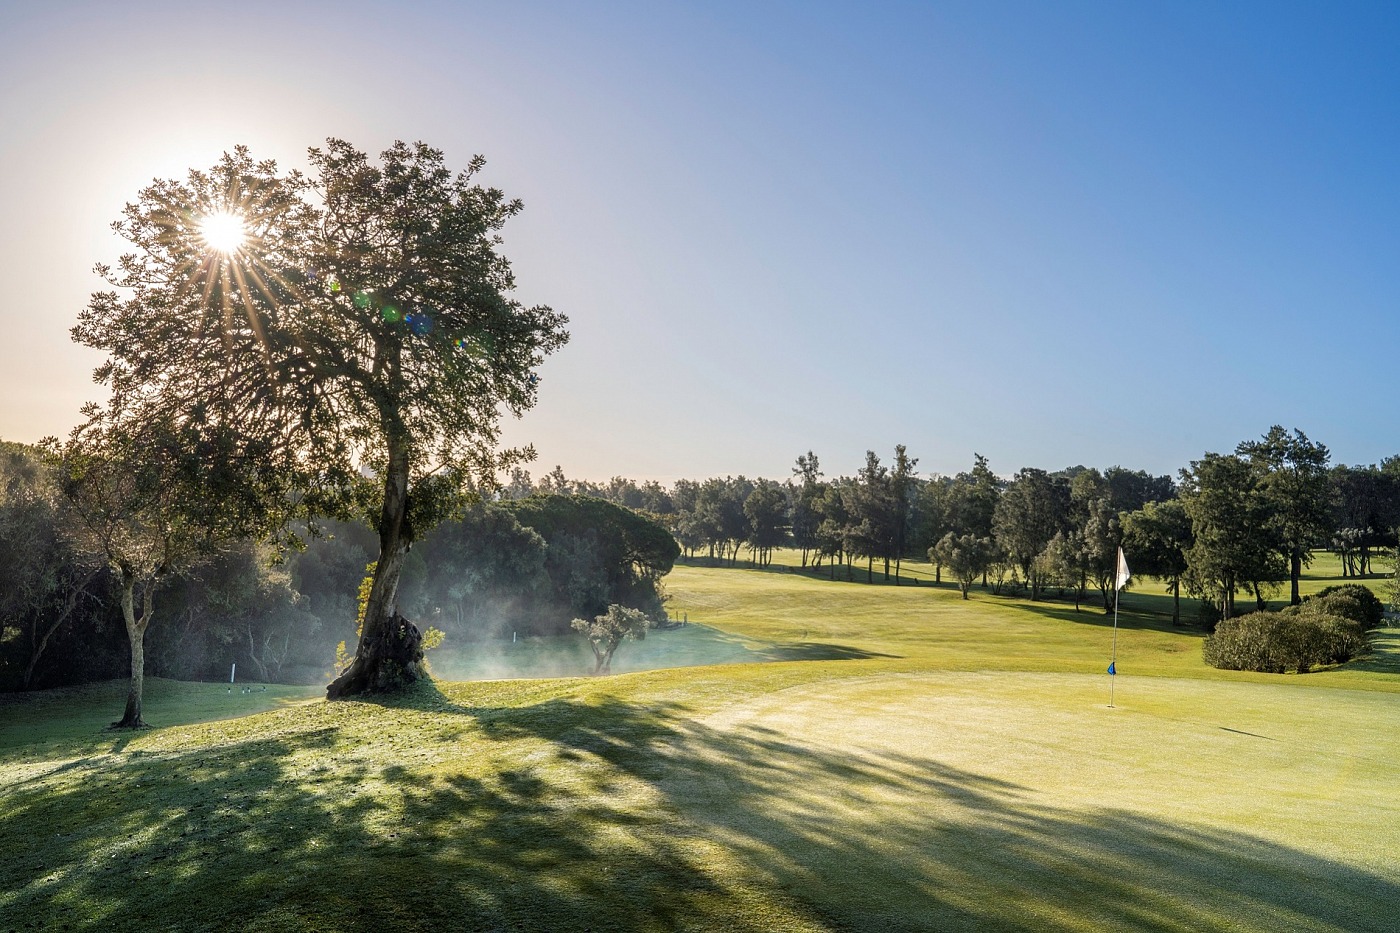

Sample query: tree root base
[327,613,425,699]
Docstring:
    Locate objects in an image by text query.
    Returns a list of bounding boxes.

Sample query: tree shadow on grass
[1346,628,1400,675]
[680,625,901,664]
[748,642,901,662]
[2,682,1397,931]
[1006,594,1203,639]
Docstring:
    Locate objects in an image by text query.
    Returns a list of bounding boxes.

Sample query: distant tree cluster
[7,415,1397,698]
[505,427,1400,632]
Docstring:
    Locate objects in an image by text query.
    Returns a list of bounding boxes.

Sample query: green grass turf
[2,553,1398,931]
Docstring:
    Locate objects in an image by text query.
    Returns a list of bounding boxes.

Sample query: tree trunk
[1172,576,1181,626]
[1290,550,1302,605]
[113,570,152,729]
[327,433,425,698]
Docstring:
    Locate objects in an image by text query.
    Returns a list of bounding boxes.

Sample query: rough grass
[2,552,1398,931]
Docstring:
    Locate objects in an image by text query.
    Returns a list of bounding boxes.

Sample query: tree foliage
[571,604,649,674]
[505,495,679,623]
[1237,426,1332,605]
[70,140,568,698]
[930,533,996,599]
[1180,452,1284,623]
[1121,499,1192,625]
[992,468,1068,600]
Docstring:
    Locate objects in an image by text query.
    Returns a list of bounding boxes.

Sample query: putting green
[659,670,1400,931]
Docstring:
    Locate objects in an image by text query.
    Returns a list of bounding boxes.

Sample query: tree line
[504,426,1400,627]
[5,425,1397,697]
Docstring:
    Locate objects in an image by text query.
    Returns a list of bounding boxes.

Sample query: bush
[1202,613,1284,672]
[1203,608,1369,674]
[1305,584,1385,630]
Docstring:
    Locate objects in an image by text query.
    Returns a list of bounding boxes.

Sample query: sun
[198,211,247,254]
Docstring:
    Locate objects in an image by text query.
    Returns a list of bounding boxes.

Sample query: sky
[2,1,1397,484]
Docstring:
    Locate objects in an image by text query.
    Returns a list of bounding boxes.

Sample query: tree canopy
[71,140,569,698]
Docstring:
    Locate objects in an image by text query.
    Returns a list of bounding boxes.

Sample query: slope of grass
[2,553,1398,931]
[665,550,1400,691]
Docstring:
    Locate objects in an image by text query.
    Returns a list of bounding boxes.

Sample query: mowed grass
[2,553,1398,931]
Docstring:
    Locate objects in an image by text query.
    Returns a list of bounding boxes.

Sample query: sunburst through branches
[197,211,247,254]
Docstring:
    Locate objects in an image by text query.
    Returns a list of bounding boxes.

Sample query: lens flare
[198,211,246,253]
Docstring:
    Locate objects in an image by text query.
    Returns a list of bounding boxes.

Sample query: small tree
[789,451,825,567]
[929,533,995,599]
[572,604,649,674]
[52,415,240,727]
[1039,530,1088,610]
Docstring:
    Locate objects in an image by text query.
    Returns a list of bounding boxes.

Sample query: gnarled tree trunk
[327,431,425,698]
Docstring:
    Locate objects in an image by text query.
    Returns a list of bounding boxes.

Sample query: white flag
[1115,547,1131,591]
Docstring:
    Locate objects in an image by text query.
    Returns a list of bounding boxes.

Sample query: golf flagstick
[1109,546,1130,707]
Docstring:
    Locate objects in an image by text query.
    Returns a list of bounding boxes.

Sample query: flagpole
[1109,584,1118,708]
[1109,546,1128,708]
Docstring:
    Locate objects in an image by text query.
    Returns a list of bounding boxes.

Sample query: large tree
[1121,498,1193,625]
[71,141,568,698]
[789,451,825,568]
[1237,426,1332,605]
[992,467,1069,599]
[1180,452,1284,621]
[888,444,919,583]
[743,480,788,567]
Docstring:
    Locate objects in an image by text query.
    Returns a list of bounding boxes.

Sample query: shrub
[1203,608,1369,674]
[1203,613,1286,673]
[1305,584,1385,630]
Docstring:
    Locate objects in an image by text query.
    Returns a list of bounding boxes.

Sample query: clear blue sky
[2,1,1397,483]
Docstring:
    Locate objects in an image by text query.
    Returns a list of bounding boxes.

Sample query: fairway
[2,556,1398,930]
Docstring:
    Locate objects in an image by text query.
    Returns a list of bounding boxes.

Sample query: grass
[2,552,1398,931]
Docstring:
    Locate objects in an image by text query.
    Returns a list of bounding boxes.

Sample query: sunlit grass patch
[2,553,1398,930]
